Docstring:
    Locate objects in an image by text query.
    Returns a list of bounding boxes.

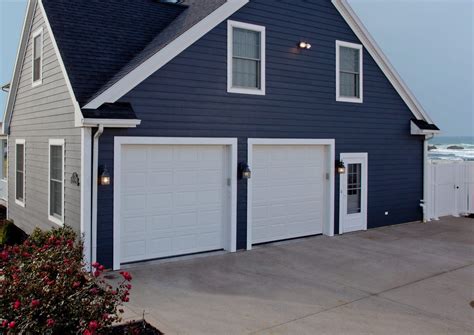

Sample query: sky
[0,0,473,136]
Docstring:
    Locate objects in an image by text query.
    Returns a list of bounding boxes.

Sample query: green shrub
[0,225,132,334]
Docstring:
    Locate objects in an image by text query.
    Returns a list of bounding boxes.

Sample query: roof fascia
[83,0,249,109]
[82,118,141,128]
[2,0,35,135]
[332,0,434,124]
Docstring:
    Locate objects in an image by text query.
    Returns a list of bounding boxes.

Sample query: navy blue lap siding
[95,0,423,268]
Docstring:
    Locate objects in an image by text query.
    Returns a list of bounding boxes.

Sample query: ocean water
[428,136,474,161]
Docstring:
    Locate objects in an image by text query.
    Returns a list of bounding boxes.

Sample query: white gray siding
[8,2,81,233]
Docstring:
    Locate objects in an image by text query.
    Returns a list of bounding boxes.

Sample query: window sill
[336,96,363,104]
[228,87,266,96]
[48,214,64,226]
[32,79,42,88]
[15,199,25,207]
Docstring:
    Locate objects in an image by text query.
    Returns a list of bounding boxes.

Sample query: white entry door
[339,153,368,233]
[119,144,230,264]
[250,144,328,245]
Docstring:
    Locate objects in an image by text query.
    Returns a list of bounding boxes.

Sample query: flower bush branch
[0,226,132,334]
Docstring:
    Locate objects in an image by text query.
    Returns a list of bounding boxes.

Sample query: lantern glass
[337,161,346,174]
[99,166,111,186]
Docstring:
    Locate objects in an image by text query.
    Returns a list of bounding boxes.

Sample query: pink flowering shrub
[0,226,132,334]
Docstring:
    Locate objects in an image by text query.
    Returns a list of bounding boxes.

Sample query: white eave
[332,0,434,124]
[82,118,142,128]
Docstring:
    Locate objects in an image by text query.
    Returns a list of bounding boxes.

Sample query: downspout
[421,134,434,222]
[91,125,104,265]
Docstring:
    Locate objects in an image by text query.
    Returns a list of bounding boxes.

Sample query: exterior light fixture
[337,160,346,174]
[99,165,111,186]
[298,41,311,50]
[239,162,252,180]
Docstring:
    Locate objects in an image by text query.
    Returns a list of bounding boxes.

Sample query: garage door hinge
[325,173,330,180]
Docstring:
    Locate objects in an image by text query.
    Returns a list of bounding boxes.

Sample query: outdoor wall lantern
[298,41,312,50]
[99,165,111,186]
[239,162,252,180]
[337,160,346,174]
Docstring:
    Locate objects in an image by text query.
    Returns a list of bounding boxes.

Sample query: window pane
[233,28,260,60]
[347,163,362,214]
[50,145,62,181]
[34,35,41,59]
[233,58,260,88]
[50,180,62,216]
[16,144,24,171]
[340,46,359,73]
[2,140,7,180]
[50,145,63,218]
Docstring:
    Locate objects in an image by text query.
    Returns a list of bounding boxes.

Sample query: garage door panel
[251,144,326,244]
[120,144,228,264]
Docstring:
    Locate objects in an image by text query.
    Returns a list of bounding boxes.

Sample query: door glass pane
[347,163,362,214]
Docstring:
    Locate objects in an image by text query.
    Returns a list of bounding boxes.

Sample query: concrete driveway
[119,216,474,334]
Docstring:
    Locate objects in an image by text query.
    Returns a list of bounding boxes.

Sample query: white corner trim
[336,40,363,103]
[80,128,92,269]
[37,0,84,127]
[47,139,65,226]
[332,0,433,124]
[31,27,43,87]
[84,0,249,109]
[246,138,335,250]
[112,137,238,270]
[3,0,35,135]
[82,118,142,128]
[15,139,26,208]
[227,20,266,96]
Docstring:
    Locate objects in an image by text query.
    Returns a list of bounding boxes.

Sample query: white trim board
[227,20,266,96]
[332,0,434,124]
[336,40,363,103]
[112,137,238,270]
[84,0,249,109]
[246,138,336,250]
[31,27,43,87]
[47,139,65,226]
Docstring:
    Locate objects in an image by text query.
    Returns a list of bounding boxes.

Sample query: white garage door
[251,145,327,244]
[120,144,229,264]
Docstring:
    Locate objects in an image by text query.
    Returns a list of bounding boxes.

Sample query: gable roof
[42,0,186,105]
[83,0,249,109]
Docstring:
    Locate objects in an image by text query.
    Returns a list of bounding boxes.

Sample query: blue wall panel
[96,0,424,267]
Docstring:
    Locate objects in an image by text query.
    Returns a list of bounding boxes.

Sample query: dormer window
[32,28,43,86]
[227,20,266,95]
[336,40,363,103]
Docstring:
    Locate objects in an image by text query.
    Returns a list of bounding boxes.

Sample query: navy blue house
[4,0,439,269]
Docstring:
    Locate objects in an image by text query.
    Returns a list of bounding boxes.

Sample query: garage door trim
[247,138,335,250]
[113,137,238,270]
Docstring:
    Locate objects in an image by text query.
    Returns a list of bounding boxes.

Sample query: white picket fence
[427,161,474,220]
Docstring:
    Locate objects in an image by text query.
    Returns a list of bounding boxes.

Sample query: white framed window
[227,20,266,95]
[32,27,43,87]
[336,40,363,103]
[15,139,25,207]
[48,139,65,225]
